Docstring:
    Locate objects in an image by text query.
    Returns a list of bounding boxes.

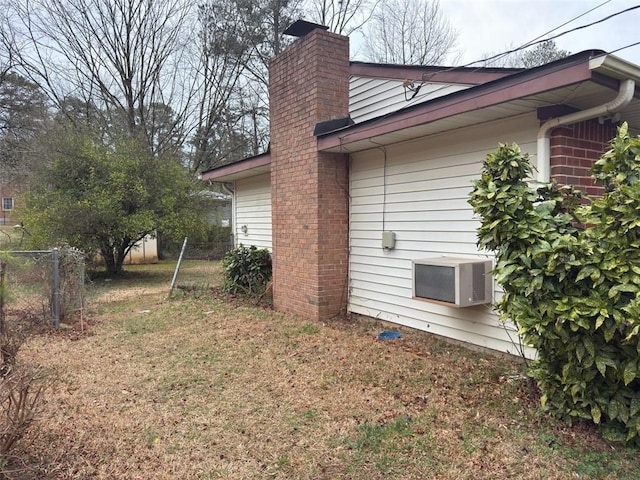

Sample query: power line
[487,0,612,66]
[608,40,640,56]
[400,3,640,107]
[528,0,611,41]
[473,4,640,67]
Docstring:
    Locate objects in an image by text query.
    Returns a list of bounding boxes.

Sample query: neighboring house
[0,180,26,226]
[201,21,640,357]
[195,190,232,228]
[126,192,231,265]
[125,234,159,265]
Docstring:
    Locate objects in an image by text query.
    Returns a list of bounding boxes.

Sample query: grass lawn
[7,260,640,479]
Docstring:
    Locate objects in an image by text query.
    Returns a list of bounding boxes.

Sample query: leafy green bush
[469,123,640,444]
[222,245,272,295]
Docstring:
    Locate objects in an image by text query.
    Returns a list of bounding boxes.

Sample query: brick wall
[549,120,618,196]
[269,29,350,320]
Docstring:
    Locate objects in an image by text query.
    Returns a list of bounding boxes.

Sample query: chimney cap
[283,20,329,38]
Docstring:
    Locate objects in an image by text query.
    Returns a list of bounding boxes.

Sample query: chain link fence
[158,226,233,261]
[0,247,86,330]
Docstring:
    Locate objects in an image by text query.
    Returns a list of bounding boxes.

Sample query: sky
[352,0,640,66]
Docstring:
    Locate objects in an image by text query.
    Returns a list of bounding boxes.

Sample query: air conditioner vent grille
[471,261,486,302]
[412,257,492,308]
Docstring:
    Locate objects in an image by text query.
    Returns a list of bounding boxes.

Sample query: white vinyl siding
[350,76,470,123]
[234,174,272,250]
[348,113,539,356]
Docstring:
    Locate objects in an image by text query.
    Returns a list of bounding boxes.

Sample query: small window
[2,198,13,211]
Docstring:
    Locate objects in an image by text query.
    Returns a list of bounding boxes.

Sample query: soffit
[200,154,271,182]
[206,164,271,182]
[319,79,640,153]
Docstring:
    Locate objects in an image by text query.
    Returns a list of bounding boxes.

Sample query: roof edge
[200,151,271,182]
[590,53,640,84]
[319,49,617,151]
[349,62,522,84]
[350,60,524,74]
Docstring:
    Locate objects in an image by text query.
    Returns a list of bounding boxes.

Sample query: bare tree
[477,45,523,68]
[0,8,14,86]
[480,40,570,68]
[0,73,50,182]
[236,83,270,156]
[304,0,378,35]
[186,0,299,172]
[243,0,299,87]
[521,41,570,68]
[4,0,191,156]
[1,0,297,176]
[363,0,456,65]
[240,0,298,157]
[186,0,260,173]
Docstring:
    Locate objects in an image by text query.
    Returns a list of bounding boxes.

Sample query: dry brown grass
[5,260,639,479]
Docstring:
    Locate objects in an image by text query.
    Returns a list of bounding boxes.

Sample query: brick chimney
[269,26,350,320]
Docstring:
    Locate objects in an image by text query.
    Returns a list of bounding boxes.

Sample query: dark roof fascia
[319,50,608,151]
[350,61,523,85]
[590,70,639,95]
[200,151,271,182]
[314,116,354,136]
[587,56,640,101]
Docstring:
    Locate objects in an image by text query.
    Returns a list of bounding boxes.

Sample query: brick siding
[549,120,618,196]
[269,29,350,320]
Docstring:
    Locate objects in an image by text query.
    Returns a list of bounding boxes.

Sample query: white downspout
[537,78,635,183]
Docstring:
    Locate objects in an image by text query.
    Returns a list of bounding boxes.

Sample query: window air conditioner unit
[412,257,492,308]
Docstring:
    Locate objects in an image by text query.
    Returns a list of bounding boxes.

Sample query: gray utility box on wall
[382,231,396,250]
[412,257,493,308]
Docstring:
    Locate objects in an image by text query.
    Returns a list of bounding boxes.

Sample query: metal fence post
[52,248,60,328]
[169,237,188,295]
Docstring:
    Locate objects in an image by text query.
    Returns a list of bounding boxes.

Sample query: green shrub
[469,123,640,445]
[221,245,272,295]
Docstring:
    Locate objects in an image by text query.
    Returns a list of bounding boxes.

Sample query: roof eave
[589,54,640,84]
[319,51,614,152]
[349,62,523,84]
[200,152,271,182]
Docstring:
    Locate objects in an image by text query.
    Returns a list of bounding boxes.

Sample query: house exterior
[124,234,159,265]
[0,180,26,226]
[201,22,640,356]
[0,144,31,226]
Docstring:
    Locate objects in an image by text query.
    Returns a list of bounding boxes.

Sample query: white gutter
[588,55,640,84]
[537,55,637,183]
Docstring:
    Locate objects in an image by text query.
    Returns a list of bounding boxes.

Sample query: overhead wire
[400,3,640,105]
[608,40,640,56]
[522,0,611,41]
[344,3,640,146]
[467,4,640,67]
[486,0,612,66]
